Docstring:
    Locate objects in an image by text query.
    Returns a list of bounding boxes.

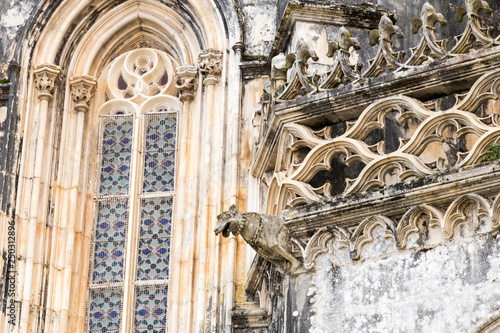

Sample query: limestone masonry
[0,0,499,332]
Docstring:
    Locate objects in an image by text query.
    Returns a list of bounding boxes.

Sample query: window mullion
[120,115,142,333]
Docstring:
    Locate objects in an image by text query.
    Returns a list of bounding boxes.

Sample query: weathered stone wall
[279,232,500,332]
[0,0,39,78]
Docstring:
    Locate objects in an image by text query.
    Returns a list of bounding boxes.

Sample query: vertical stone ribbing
[58,76,96,332]
[193,49,222,332]
[221,42,245,333]
[170,65,198,333]
[18,64,60,333]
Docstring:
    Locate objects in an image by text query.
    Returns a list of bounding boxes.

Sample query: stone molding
[269,1,389,62]
[70,75,97,112]
[198,49,223,85]
[33,63,60,101]
[232,302,270,333]
[251,0,500,180]
[174,66,198,103]
[286,167,500,271]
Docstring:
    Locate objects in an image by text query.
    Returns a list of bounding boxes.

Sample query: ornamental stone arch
[7,0,245,332]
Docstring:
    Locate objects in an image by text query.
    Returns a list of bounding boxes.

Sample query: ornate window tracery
[86,48,180,333]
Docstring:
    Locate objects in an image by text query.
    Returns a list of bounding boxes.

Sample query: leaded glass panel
[134,285,168,333]
[99,116,133,197]
[92,199,128,284]
[142,113,176,192]
[137,197,172,281]
[88,287,123,333]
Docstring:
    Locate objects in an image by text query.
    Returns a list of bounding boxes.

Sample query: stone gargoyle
[214,205,301,272]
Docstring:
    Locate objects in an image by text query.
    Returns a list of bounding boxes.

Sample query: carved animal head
[214,204,241,238]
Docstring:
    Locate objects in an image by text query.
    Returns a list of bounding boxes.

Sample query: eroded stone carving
[365,15,405,77]
[214,205,301,272]
[443,194,493,240]
[397,205,444,249]
[174,66,198,103]
[263,0,499,102]
[199,49,223,85]
[409,3,448,64]
[70,75,97,112]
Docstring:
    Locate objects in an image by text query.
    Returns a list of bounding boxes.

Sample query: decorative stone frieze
[198,49,223,85]
[33,64,60,101]
[232,42,245,54]
[69,75,97,112]
[262,0,500,106]
[264,68,500,213]
[174,66,198,103]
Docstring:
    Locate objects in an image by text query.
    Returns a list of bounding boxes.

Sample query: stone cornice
[69,75,97,112]
[284,162,500,239]
[33,64,61,101]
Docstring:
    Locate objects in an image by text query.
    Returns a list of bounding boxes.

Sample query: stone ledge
[284,161,500,237]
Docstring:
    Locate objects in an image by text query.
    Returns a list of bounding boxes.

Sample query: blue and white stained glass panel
[99,116,133,197]
[134,285,168,333]
[142,113,176,193]
[137,198,172,281]
[92,200,128,284]
[101,117,133,154]
[144,113,176,152]
[88,287,122,332]
[143,151,175,193]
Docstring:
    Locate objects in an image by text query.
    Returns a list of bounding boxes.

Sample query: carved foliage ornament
[34,64,61,101]
[198,49,223,86]
[174,66,198,103]
[70,75,97,112]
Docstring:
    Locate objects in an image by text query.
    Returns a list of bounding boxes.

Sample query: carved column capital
[174,66,198,103]
[232,42,245,54]
[34,64,61,101]
[69,75,97,113]
[198,49,223,86]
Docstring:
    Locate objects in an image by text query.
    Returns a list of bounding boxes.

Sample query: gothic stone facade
[1,0,500,332]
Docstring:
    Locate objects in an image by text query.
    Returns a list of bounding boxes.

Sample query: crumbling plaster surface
[0,0,38,77]
[238,0,279,57]
[297,233,500,333]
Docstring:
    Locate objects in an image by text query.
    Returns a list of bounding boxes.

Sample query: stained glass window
[87,108,176,332]
[133,111,175,332]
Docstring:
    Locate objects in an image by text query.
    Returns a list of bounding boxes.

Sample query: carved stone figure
[214,205,301,272]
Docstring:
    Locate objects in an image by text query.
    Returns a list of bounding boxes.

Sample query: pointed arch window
[86,49,180,333]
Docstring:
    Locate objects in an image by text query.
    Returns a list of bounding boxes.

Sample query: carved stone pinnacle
[70,75,97,112]
[174,66,198,103]
[33,64,61,101]
[198,49,223,86]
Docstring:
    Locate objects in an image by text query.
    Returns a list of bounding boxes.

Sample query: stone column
[60,76,96,332]
[224,41,245,333]
[18,64,60,333]
[169,65,198,333]
[193,49,223,332]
